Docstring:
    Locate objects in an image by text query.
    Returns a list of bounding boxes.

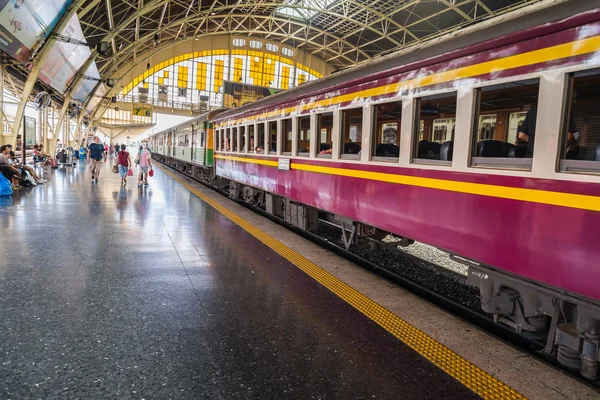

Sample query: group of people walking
[86,136,153,187]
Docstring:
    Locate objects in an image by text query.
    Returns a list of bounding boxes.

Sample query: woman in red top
[116,144,132,185]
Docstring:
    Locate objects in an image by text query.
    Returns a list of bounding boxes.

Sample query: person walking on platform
[117,144,132,185]
[87,136,106,182]
[136,143,152,188]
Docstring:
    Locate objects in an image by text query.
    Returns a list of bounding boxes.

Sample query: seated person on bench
[9,151,46,184]
[0,145,21,188]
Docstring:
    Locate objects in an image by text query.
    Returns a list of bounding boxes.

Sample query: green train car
[149,109,224,181]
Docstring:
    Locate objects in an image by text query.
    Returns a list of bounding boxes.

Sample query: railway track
[158,159,599,390]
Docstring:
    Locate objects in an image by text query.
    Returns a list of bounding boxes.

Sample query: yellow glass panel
[158,77,164,85]
[250,55,263,86]
[298,73,306,85]
[164,71,170,78]
[233,58,243,83]
[196,62,207,91]
[281,66,290,90]
[263,58,276,87]
[177,66,189,88]
[214,60,224,93]
[143,81,149,89]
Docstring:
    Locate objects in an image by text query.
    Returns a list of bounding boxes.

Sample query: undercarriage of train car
[153,153,600,381]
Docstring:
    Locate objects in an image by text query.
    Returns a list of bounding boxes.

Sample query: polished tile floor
[0,160,479,399]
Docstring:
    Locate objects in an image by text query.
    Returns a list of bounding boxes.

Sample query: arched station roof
[0,0,543,123]
[79,0,539,75]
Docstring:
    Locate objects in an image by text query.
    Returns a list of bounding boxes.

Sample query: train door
[191,123,197,163]
[167,131,172,157]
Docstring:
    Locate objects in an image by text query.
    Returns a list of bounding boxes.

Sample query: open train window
[470,79,539,170]
[216,129,220,151]
[256,122,265,153]
[232,128,239,152]
[317,112,333,157]
[340,108,362,158]
[559,68,600,174]
[268,121,277,154]
[413,92,456,165]
[226,128,231,151]
[282,118,292,155]
[238,126,245,153]
[297,115,310,156]
[246,125,254,153]
[372,101,401,161]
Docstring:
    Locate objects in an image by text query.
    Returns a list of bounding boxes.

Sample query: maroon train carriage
[206,2,600,380]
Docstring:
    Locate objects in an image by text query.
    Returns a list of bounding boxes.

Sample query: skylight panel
[276,0,337,20]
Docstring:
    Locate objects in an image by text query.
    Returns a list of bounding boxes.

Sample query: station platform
[0,161,595,399]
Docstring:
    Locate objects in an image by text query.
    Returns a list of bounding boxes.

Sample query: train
[148,1,600,380]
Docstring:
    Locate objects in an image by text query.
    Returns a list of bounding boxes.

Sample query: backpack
[20,171,35,187]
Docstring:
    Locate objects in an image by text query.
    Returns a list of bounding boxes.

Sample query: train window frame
[297,114,310,157]
[558,68,600,175]
[339,106,363,160]
[469,79,540,171]
[317,112,334,159]
[371,100,402,163]
[256,122,266,154]
[226,128,231,152]
[238,126,245,153]
[221,128,226,151]
[246,124,254,154]
[282,118,293,155]
[411,92,456,166]
[268,120,278,155]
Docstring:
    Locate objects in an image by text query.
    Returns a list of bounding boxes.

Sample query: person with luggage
[136,143,152,188]
[116,144,132,185]
[87,136,106,182]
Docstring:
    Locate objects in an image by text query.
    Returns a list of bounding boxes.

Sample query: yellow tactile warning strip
[214,154,600,213]
[158,164,526,400]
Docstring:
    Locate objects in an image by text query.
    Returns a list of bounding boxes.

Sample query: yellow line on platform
[158,164,526,400]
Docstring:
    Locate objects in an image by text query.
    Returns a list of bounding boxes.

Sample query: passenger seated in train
[319,143,332,154]
[517,106,537,157]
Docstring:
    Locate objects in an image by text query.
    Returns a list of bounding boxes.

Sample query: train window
[413,92,456,165]
[257,123,265,153]
[559,68,600,174]
[268,121,277,153]
[238,126,245,153]
[372,101,402,160]
[317,112,333,156]
[246,125,254,153]
[232,128,238,152]
[215,130,220,151]
[340,108,362,157]
[282,118,292,154]
[297,115,310,156]
[225,128,232,151]
[470,79,539,169]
